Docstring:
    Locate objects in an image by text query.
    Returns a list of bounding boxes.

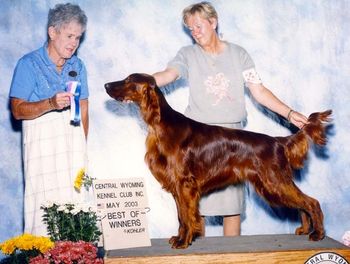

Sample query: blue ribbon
[66,81,81,124]
[73,82,81,123]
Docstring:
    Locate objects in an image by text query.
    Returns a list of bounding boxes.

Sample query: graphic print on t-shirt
[204,72,233,105]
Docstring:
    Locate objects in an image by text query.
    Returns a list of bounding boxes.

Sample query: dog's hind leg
[283,192,324,241]
[251,173,325,241]
[295,210,311,235]
[299,196,325,241]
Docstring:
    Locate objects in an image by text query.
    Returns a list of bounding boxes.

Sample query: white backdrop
[1,0,349,257]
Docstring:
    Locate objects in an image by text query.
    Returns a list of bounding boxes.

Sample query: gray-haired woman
[9,3,90,236]
[153,1,308,237]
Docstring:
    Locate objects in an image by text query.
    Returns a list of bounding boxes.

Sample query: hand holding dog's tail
[281,110,332,169]
[303,110,332,146]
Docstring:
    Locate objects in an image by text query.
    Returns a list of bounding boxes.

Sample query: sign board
[93,178,151,250]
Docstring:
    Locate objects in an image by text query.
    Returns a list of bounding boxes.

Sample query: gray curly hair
[47,3,87,32]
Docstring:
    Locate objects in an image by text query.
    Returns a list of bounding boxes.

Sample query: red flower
[29,240,103,264]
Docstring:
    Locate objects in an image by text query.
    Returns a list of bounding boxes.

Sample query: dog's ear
[136,73,157,89]
[140,83,160,124]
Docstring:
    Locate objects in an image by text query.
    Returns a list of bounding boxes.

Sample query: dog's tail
[280,110,332,169]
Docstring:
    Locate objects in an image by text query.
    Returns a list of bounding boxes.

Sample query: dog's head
[105,73,162,124]
[105,73,157,104]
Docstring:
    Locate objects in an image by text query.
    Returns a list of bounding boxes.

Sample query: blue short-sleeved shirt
[9,42,89,102]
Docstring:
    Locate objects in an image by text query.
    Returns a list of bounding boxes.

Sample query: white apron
[23,110,89,236]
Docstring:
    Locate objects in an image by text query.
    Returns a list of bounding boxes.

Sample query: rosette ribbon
[66,81,81,124]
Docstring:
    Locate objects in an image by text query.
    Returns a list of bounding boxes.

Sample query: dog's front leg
[169,195,187,247]
[169,180,202,249]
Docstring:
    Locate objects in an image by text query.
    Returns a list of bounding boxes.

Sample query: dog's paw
[309,230,325,241]
[171,239,190,249]
[295,226,309,235]
[169,236,190,249]
[169,236,179,245]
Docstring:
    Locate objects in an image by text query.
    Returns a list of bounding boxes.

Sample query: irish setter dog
[105,73,331,249]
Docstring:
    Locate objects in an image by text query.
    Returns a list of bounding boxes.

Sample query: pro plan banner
[93,178,151,250]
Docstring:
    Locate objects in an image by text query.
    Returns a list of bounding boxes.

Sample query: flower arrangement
[40,202,102,243]
[0,233,54,263]
[0,169,103,263]
[29,240,103,264]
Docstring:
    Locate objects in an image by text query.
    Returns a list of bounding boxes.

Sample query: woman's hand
[50,92,72,110]
[288,110,308,129]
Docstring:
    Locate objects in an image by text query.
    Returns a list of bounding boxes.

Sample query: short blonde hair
[182,1,218,26]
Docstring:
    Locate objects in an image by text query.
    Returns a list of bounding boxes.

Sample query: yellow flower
[17,233,34,251]
[0,237,16,255]
[74,168,85,191]
[0,233,54,255]
[34,236,54,253]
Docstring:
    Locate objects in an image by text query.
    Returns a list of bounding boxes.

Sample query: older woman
[153,1,308,237]
[9,3,89,236]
